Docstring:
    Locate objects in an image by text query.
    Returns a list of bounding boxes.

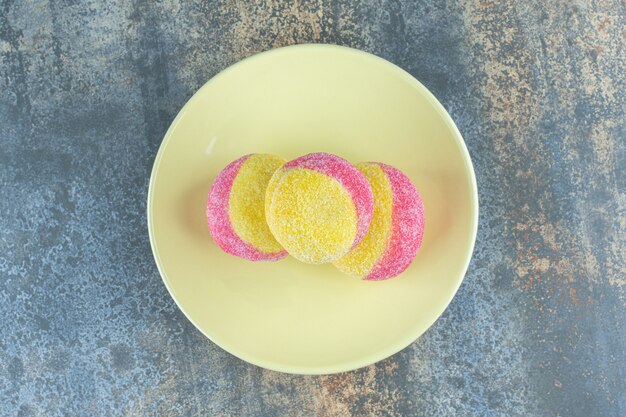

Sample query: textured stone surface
[1,0,624,415]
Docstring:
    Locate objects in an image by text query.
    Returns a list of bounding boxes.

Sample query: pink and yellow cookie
[334,162,425,280]
[207,154,288,261]
[265,153,374,264]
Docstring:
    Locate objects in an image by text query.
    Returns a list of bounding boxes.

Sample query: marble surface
[1,0,624,416]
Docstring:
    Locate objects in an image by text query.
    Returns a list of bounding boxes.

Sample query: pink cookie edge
[364,163,425,281]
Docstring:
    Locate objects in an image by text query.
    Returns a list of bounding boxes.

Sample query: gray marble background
[1,0,624,416]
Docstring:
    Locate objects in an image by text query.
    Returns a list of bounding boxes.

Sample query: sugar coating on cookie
[265,153,374,264]
[334,162,425,280]
[207,154,288,261]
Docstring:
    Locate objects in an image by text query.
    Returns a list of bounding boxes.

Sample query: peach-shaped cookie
[207,154,288,261]
[265,153,374,264]
[334,162,425,280]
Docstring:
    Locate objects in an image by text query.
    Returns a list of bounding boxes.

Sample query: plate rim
[147,43,479,375]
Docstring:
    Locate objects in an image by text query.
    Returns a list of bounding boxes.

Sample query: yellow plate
[148,44,478,375]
